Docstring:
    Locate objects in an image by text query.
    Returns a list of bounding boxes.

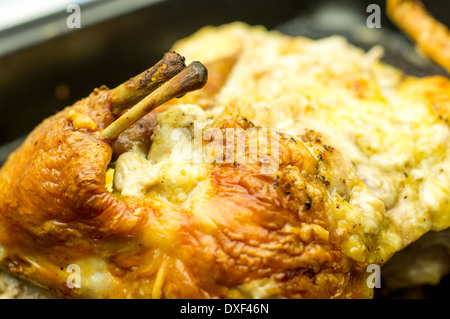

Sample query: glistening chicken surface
[0,22,449,299]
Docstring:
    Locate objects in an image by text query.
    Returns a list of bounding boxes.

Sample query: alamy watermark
[66,263,81,288]
[66,4,81,29]
[366,4,381,29]
[366,264,381,288]
[61,2,384,293]
[64,3,382,31]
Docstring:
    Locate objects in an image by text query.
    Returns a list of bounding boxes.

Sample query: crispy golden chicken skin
[1,21,450,299]
[0,83,373,298]
[1,67,382,298]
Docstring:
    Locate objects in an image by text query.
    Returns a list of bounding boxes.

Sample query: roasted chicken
[0,1,449,299]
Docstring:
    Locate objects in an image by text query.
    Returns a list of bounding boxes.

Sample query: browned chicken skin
[0,51,371,298]
[1,1,449,298]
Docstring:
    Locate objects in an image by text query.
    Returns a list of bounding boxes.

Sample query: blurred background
[0,0,449,298]
[0,0,448,147]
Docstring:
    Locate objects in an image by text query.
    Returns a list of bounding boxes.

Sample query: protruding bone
[110,52,186,115]
[101,61,208,140]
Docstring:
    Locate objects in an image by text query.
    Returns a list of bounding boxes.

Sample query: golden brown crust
[396,75,450,124]
[166,119,369,298]
[0,87,370,298]
[387,0,450,73]
[0,88,150,297]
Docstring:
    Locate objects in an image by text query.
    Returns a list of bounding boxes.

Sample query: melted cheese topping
[104,23,450,299]
[114,104,213,204]
[173,23,450,264]
[117,23,450,265]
